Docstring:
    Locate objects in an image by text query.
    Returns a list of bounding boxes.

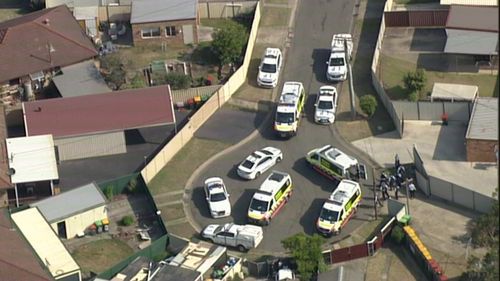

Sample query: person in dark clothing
[397,165,406,178]
[394,154,400,169]
[394,183,400,200]
[381,182,390,200]
[388,175,396,191]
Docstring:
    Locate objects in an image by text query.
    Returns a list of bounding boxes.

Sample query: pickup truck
[326,34,353,82]
[201,223,263,252]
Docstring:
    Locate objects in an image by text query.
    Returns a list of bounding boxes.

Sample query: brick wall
[466,138,498,162]
[132,19,199,46]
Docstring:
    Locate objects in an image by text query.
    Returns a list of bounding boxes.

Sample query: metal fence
[171,85,221,103]
[384,10,449,27]
[392,101,472,122]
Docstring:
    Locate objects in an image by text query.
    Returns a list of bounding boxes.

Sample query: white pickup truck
[326,34,353,82]
[201,223,263,252]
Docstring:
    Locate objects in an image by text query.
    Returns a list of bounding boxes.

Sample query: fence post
[417,101,421,120]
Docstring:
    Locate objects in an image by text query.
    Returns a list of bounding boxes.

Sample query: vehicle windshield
[261,63,277,73]
[276,112,295,124]
[250,199,269,212]
[318,100,333,110]
[241,160,255,169]
[210,192,227,202]
[329,57,344,66]
[319,208,339,222]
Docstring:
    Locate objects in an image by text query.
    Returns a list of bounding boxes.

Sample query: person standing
[409,182,416,199]
[381,182,390,200]
[394,182,400,200]
[394,154,400,169]
[375,193,383,207]
[388,174,396,191]
[397,165,406,178]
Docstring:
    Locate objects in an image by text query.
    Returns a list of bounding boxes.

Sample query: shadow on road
[311,48,331,84]
[231,188,257,225]
[191,186,211,219]
[299,198,324,235]
[292,158,339,191]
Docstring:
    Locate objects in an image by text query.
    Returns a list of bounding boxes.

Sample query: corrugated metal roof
[444,29,498,55]
[6,135,59,184]
[131,0,197,24]
[31,182,106,222]
[23,85,175,138]
[441,0,498,6]
[431,82,478,101]
[446,5,499,32]
[466,98,498,140]
[11,207,80,279]
[52,60,111,98]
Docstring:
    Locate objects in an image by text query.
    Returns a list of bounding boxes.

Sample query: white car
[326,34,353,82]
[257,48,282,88]
[237,147,283,180]
[201,223,263,252]
[314,86,338,124]
[204,177,231,218]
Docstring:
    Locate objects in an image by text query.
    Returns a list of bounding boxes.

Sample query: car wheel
[237,245,247,252]
[256,171,261,178]
[276,156,282,163]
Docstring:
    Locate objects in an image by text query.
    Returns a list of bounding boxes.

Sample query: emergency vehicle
[306,145,367,181]
[247,171,293,225]
[316,180,362,236]
[274,82,305,138]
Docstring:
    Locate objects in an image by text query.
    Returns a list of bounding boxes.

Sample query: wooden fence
[384,10,449,27]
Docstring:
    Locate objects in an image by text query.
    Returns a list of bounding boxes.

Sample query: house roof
[6,135,59,184]
[154,263,201,281]
[31,182,106,223]
[0,5,97,83]
[11,207,80,279]
[23,85,175,138]
[0,209,52,281]
[52,60,111,98]
[45,0,100,8]
[0,106,11,189]
[131,0,197,24]
[440,0,499,5]
[430,83,478,102]
[466,97,498,141]
[446,5,499,32]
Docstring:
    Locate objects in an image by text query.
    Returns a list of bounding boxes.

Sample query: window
[141,27,160,38]
[165,26,177,37]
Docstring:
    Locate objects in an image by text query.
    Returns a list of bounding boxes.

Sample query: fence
[412,145,495,213]
[171,85,221,104]
[198,0,258,19]
[392,101,472,122]
[140,1,261,184]
[384,10,449,27]
[97,173,140,196]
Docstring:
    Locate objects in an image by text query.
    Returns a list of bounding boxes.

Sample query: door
[57,221,67,239]
[182,25,194,44]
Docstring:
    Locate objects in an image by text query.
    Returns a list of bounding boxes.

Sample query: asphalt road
[189,0,379,253]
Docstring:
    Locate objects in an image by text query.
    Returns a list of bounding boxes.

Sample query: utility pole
[372,167,377,220]
[345,38,356,120]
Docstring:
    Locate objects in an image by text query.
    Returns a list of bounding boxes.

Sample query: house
[131,0,199,46]
[22,85,176,161]
[11,207,82,281]
[5,135,59,207]
[31,181,108,239]
[0,209,52,281]
[444,5,498,61]
[0,5,97,98]
[465,97,498,162]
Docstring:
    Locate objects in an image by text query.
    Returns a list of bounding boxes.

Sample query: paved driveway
[188,0,380,253]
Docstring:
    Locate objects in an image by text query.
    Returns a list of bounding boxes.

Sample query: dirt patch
[72,238,133,275]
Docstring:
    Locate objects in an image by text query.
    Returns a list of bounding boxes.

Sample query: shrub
[121,215,134,226]
[104,185,114,201]
[359,95,378,117]
[391,225,405,244]
[403,68,427,94]
[408,91,419,102]
[153,72,191,90]
[127,178,138,194]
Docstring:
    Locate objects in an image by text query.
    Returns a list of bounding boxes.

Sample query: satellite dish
[6,168,15,176]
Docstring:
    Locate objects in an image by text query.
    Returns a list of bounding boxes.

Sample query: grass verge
[380,54,498,99]
[260,7,290,27]
[147,138,232,195]
[72,239,133,274]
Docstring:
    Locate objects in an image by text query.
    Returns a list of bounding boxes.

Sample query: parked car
[237,147,283,180]
[201,223,263,252]
[204,177,231,218]
[257,48,283,88]
[314,86,338,124]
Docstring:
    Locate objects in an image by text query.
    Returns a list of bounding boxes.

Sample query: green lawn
[260,7,290,27]
[147,138,231,195]
[201,18,239,30]
[72,239,133,274]
[379,54,499,100]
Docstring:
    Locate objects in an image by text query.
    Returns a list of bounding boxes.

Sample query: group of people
[375,154,417,207]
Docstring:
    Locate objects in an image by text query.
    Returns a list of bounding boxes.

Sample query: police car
[237,147,283,180]
[257,48,283,88]
[314,86,338,124]
[204,177,231,218]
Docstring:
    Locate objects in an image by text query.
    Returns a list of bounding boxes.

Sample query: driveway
[187,0,381,253]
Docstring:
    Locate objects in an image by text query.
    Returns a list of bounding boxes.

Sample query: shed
[444,5,499,55]
[11,207,81,281]
[465,97,498,162]
[113,256,202,281]
[23,85,175,161]
[5,135,59,207]
[430,83,478,102]
[52,60,111,98]
[31,182,107,239]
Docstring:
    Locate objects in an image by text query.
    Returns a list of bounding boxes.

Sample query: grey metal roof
[131,0,197,24]
[446,5,498,32]
[31,182,106,223]
[430,82,478,102]
[444,29,499,55]
[153,264,201,281]
[52,60,111,98]
[466,98,498,141]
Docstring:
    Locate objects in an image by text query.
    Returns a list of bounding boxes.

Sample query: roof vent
[43,18,50,25]
[34,107,42,112]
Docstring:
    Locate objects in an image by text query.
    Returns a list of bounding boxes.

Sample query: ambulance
[274,82,305,138]
[247,171,293,225]
[306,145,367,181]
[316,180,362,236]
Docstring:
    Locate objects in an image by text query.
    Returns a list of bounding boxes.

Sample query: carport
[430,83,478,102]
[52,60,110,98]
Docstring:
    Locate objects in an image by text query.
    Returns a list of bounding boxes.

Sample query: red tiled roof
[0,5,97,83]
[0,210,52,281]
[0,106,12,190]
[24,85,176,138]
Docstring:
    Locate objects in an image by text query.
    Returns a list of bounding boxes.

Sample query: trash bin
[88,224,97,236]
[102,218,110,232]
[398,214,411,226]
[95,220,103,233]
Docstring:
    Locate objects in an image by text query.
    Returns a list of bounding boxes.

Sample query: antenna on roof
[34,106,42,112]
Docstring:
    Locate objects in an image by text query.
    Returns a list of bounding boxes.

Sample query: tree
[403,68,427,100]
[282,233,327,281]
[211,22,247,79]
[359,95,378,117]
[100,54,127,90]
[152,72,191,90]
